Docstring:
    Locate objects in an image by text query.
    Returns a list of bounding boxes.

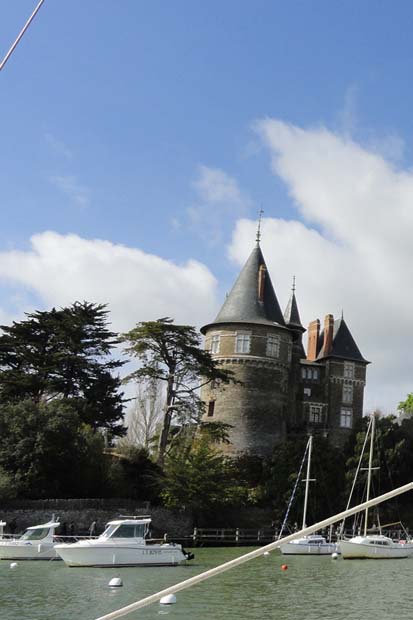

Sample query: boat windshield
[109,524,147,539]
[20,528,50,541]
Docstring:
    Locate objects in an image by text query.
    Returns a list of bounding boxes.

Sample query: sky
[1,0,413,414]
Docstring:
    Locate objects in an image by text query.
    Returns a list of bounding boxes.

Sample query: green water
[0,547,412,620]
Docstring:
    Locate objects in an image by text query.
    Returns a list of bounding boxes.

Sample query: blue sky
[2,1,413,413]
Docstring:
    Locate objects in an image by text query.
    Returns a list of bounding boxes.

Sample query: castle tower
[301,313,369,446]
[200,243,293,457]
[283,282,306,429]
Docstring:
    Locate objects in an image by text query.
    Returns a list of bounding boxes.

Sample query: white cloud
[0,232,219,332]
[228,118,413,414]
[193,165,245,205]
[186,165,251,245]
[50,175,90,208]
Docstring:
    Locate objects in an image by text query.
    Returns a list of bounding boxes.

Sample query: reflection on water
[0,548,412,620]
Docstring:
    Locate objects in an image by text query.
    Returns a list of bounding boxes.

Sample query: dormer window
[235,333,251,354]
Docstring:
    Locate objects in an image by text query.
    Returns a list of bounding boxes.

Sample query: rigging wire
[0,0,45,73]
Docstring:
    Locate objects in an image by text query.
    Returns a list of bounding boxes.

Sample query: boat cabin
[99,519,151,541]
[19,521,60,542]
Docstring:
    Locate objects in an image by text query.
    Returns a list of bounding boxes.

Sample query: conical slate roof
[284,291,305,332]
[201,244,286,333]
[317,317,369,363]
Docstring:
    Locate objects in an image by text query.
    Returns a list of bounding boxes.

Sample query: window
[301,367,319,381]
[207,401,215,417]
[344,362,355,379]
[340,408,353,428]
[309,405,323,424]
[21,528,50,541]
[210,334,220,354]
[343,384,353,403]
[304,387,311,397]
[266,334,280,358]
[235,333,251,354]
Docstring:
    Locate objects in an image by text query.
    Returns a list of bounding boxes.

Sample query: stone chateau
[200,241,369,456]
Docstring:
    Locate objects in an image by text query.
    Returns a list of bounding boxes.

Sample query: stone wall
[0,499,193,539]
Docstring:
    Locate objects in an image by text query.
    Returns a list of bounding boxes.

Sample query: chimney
[322,314,334,357]
[307,319,320,361]
[258,264,266,302]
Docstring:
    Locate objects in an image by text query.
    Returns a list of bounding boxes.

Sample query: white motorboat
[0,519,60,560]
[55,516,194,567]
[280,436,338,555]
[339,414,413,559]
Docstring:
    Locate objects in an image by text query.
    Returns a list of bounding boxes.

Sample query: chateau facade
[200,242,369,456]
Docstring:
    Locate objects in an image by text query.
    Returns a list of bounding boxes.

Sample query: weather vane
[256,207,264,244]
[292,275,296,293]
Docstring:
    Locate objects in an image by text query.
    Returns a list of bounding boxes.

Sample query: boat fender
[10,562,18,569]
[183,549,194,561]
[331,553,338,560]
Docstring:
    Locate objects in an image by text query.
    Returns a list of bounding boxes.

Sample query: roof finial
[256,207,264,244]
[292,275,296,293]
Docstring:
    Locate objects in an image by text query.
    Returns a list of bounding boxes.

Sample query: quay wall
[0,499,193,539]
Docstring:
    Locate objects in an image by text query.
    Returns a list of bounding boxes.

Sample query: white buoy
[263,551,270,556]
[108,577,123,588]
[331,552,338,560]
[10,562,18,569]
[160,594,177,605]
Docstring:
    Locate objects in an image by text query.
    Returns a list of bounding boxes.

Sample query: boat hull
[280,542,337,555]
[340,539,413,559]
[55,543,189,567]
[0,542,58,560]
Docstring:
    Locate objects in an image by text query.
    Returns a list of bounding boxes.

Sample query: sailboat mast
[302,435,312,529]
[364,413,375,536]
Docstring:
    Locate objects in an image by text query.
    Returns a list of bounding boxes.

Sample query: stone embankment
[0,499,193,539]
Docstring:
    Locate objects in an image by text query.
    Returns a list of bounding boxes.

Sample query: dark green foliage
[0,400,109,498]
[106,444,163,502]
[263,436,346,526]
[161,429,246,525]
[344,414,413,524]
[0,302,125,435]
[122,318,234,464]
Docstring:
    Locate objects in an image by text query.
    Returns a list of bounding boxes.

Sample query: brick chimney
[258,264,266,302]
[322,314,334,357]
[307,319,320,361]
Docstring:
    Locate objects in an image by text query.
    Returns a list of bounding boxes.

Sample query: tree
[126,378,164,450]
[0,399,109,498]
[0,302,125,436]
[161,428,246,524]
[121,318,234,465]
[398,393,413,417]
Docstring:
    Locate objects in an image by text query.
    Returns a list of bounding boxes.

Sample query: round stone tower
[200,243,293,457]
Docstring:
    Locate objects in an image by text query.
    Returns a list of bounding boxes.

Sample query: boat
[339,414,413,559]
[280,436,338,555]
[54,516,194,567]
[0,519,60,560]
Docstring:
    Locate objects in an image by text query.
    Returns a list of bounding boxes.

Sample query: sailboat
[280,436,337,555]
[339,414,413,559]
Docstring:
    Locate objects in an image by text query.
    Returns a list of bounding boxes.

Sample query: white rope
[94,481,413,620]
[0,0,45,72]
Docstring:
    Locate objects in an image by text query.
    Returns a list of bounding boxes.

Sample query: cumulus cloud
[0,232,219,332]
[185,165,251,245]
[229,118,413,414]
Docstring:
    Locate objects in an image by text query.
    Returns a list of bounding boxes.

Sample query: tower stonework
[201,243,369,457]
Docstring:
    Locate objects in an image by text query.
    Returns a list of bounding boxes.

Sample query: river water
[0,547,411,620]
